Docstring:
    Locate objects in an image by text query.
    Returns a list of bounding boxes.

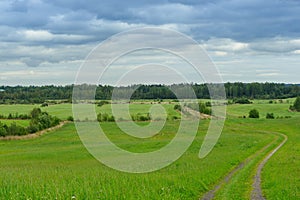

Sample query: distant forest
[0,83,300,104]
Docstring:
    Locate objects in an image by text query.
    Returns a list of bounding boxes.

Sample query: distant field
[0,100,299,199]
[0,103,181,121]
[226,99,300,119]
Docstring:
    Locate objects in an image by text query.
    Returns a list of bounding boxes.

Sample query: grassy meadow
[0,119,30,127]
[0,100,299,199]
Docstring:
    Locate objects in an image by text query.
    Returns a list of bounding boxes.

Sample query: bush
[67,116,74,121]
[7,122,26,136]
[30,108,42,119]
[41,103,48,107]
[97,100,110,107]
[97,113,115,122]
[0,122,7,137]
[249,109,259,118]
[186,102,212,115]
[108,115,115,122]
[266,113,275,119]
[174,104,181,111]
[131,113,151,121]
[233,98,252,104]
[205,101,212,107]
[1,108,61,137]
[101,113,109,122]
[172,116,179,120]
[27,122,39,133]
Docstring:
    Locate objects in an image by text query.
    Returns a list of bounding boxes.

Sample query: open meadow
[0,100,299,199]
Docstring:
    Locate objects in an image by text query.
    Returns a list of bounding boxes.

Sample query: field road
[199,131,287,200]
[251,132,288,200]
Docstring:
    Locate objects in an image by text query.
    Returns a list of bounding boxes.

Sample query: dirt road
[251,132,288,200]
[200,131,287,200]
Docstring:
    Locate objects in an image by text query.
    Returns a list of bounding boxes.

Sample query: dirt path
[199,131,287,200]
[251,132,288,200]
[200,135,278,200]
[183,106,211,119]
[0,121,68,141]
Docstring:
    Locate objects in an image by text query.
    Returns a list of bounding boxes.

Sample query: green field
[0,119,30,127]
[0,101,299,199]
[0,103,180,121]
[0,104,73,120]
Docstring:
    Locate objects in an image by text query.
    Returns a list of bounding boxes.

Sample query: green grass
[0,104,73,120]
[0,100,299,199]
[0,103,181,121]
[226,101,300,119]
[0,118,274,199]
[260,118,300,199]
[0,119,30,127]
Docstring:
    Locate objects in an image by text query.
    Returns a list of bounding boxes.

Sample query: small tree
[291,97,300,112]
[249,109,259,118]
[30,108,42,119]
[0,122,7,137]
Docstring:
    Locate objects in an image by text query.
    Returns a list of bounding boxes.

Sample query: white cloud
[202,38,249,53]
[17,29,92,43]
[21,30,54,41]
[213,51,228,56]
[293,50,300,54]
[257,73,281,77]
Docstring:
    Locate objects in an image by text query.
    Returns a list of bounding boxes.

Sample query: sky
[0,0,300,85]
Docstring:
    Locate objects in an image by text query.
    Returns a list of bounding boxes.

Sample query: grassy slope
[0,119,273,199]
[261,118,300,199]
[0,101,299,199]
[212,101,300,199]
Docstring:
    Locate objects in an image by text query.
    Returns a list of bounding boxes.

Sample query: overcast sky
[0,0,299,85]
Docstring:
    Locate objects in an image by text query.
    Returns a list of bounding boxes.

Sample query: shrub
[97,113,115,122]
[266,113,275,119]
[205,101,212,107]
[131,113,151,121]
[108,115,115,122]
[249,109,259,118]
[27,122,39,133]
[0,122,7,137]
[174,104,181,111]
[7,113,13,119]
[97,100,110,107]
[172,116,179,120]
[186,102,212,115]
[30,108,42,119]
[41,103,48,107]
[233,98,252,104]
[67,116,74,121]
[7,122,26,136]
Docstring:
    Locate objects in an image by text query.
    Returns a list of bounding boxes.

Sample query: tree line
[0,83,300,104]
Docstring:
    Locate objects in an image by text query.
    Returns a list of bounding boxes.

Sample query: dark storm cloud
[1,0,299,44]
